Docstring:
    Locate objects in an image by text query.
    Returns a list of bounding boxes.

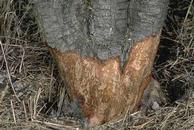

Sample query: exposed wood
[49,34,160,126]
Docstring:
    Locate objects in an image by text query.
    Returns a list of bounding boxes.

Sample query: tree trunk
[32,0,168,126]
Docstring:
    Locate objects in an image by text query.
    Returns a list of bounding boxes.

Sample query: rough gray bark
[128,0,168,43]
[32,0,168,65]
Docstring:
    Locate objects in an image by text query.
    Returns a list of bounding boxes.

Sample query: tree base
[49,34,160,126]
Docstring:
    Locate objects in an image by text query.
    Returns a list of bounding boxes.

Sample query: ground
[0,0,194,129]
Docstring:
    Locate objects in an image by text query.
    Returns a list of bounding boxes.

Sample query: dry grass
[0,0,194,130]
[154,0,194,102]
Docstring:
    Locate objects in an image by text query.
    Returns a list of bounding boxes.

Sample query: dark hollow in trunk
[32,0,168,126]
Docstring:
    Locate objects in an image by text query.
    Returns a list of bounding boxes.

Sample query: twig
[161,106,177,130]
[0,36,28,43]
[0,41,21,102]
[33,119,81,130]
[10,100,16,124]
[0,42,47,50]
[19,46,25,73]
[132,119,153,129]
[22,100,28,122]
[33,87,41,119]
[37,103,46,116]
[29,96,33,121]
[180,0,194,40]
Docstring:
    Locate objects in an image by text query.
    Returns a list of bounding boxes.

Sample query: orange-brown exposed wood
[49,34,160,126]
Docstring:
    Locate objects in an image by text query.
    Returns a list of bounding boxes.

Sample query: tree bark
[32,0,168,126]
